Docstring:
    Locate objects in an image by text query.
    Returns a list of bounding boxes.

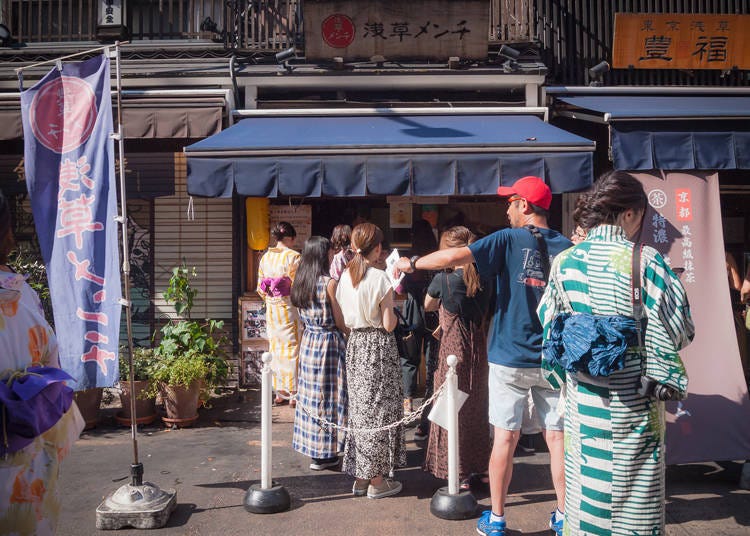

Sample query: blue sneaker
[477,510,506,536]
[549,510,564,536]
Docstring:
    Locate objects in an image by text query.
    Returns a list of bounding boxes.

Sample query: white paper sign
[428,388,469,430]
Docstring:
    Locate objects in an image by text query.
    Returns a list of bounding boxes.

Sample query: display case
[239,296,269,386]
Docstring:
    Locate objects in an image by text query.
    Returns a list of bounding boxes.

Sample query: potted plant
[148,263,229,427]
[116,347,158,426]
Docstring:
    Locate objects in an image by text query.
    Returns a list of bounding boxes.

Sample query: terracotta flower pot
[74,387,103,430]
[161,382,201,428]
[116,380,157,426]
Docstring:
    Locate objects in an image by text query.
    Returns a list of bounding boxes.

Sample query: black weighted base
[430,486,477,520]
[243,482,291,514]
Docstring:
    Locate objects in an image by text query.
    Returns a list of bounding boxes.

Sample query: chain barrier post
[244,352,291,514]
[430,354,477,520]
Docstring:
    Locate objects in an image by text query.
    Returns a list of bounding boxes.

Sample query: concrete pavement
[56,388,750,535]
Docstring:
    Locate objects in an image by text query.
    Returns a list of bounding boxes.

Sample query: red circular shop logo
[322,14,355,48]
[29,75,97,154]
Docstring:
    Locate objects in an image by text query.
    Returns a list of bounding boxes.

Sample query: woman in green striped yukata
[538,171,695,536]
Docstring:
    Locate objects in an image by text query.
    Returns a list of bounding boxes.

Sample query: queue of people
[0,169,696,534]
[254,171,695,536]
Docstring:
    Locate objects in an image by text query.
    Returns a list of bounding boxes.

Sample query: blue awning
[185,113,595,197]
[556,96,750,171]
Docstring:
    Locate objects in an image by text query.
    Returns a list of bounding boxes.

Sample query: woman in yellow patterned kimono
[258,221,301,404]
[0,190,85,535]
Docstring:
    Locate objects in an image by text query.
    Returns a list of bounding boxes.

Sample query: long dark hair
[440,226,481,297]
[291,236,331,309]
[573,170,647,231]
[348,223,383,288]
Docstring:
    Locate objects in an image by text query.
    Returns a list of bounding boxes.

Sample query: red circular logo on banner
[322,14,355,48]
[29,75,97,154]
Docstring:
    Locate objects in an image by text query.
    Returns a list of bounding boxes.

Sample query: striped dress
[257,246,301,394]
[293,276,348,458]
[537,225,694,536]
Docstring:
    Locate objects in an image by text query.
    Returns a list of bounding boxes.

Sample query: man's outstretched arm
[393,246,474,276]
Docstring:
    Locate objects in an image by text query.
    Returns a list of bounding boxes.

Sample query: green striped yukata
[538,225,694,536]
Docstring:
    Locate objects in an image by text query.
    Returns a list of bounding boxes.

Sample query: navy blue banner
[20,54,122,389]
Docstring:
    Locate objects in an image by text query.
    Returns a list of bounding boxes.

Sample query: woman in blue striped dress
[538,171,695,535]
[291,236,348,470]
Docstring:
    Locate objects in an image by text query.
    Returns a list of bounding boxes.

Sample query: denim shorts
[488,363,563,432]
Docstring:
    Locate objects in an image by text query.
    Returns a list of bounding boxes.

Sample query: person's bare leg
[542,429,565,512]
[489,428,521,516]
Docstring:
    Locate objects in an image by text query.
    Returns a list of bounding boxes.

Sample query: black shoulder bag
[525,224,550,283]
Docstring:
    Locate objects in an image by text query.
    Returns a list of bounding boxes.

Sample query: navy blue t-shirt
[468,227,572,368]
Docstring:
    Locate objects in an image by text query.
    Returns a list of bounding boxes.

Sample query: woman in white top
[335,223,406,499]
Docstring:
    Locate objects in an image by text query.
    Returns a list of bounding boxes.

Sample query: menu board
[269,204,312,251]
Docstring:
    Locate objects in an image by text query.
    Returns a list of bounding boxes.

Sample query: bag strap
[393,306,409,326]
[631,243,647,346]
[525,225,550,282]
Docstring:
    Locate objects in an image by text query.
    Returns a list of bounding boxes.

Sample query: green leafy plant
[119,346,158,382]
[146,263,229,398]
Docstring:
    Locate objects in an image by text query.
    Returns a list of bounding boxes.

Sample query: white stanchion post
[446,354,459,496]
[244,351,291,514]
[429,354,477,520]
[260,351,272,490]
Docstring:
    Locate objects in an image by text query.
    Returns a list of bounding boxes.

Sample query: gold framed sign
[613,13,750,70]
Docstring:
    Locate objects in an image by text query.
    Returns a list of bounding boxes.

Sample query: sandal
[273,395,286,406]
[460,479,471,491]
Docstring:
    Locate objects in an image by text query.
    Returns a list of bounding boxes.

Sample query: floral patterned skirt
[342,328,406,479]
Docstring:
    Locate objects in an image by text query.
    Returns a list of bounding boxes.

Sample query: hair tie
[356,248,362,254]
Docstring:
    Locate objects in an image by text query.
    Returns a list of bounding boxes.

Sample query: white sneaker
[352,479,369,497]
[367,478,402,499]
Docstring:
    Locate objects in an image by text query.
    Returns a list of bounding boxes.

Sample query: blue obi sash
[542,313,640,377]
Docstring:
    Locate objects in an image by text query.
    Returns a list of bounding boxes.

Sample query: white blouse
[336,267,392,329]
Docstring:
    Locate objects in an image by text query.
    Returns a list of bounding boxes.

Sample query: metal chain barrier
[272,371,446,434]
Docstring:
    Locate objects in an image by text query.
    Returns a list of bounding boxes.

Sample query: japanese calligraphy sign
[613,13,750,70]
[304,0,488,61]
[634,172,750,464]
[97,0,122,26]
[20,54,122,390]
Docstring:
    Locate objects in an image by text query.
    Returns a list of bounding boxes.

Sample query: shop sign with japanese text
[304,0,488,61]
[613,13,750,70]
[97,0,122,26]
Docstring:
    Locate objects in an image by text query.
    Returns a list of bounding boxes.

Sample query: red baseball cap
[497,176,552,210]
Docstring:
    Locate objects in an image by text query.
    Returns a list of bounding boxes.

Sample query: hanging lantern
[246,197,270,250]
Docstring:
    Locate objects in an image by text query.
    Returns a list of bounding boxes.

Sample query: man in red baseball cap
[395,175,570,536]
[496,175,552,211]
